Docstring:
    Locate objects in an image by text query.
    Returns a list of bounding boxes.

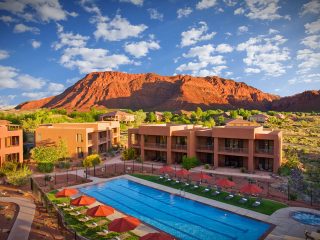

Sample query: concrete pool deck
[65,174,320,239]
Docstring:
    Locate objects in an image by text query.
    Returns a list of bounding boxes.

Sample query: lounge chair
[239,196,248,204]
[69,209,86,216]
[183,180,190,187]
[211,186,221,196]
[172,178,180,185]
[164,176,172,182]
[57,202,68,207]
[63,206,76,211]
[158,174,164,180]
[225,191,235,200]
[252,197,262,207]
[96,229,109,236]
[78,216,92,222]
[191,181,200,189]
[202,185,211,193]
[86,220,108,228]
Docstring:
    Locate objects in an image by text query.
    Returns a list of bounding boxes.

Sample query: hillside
[16,71,280,111]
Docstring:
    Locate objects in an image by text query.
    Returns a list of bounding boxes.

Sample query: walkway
[0,197,36,240]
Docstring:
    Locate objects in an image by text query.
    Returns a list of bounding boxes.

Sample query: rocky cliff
[17,71,309,111]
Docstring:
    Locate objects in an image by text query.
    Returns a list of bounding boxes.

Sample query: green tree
[83,154,101,167]
[122,148,136,160]
[56,140,69,161]
[203,118,216,128]
[230,110,238,119]
[147,112,156,122]
[182,156,200,170]
[216,116,225,125]
[6,164,32,186]
[163,112,173,122]
[134,110,147,126]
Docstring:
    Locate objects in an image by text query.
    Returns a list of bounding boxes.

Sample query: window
[76,133,83,143]
[5,137,11,147]
[12,136,19,146]
[5,153,19,162]
[37,133,42,141]
[77,147,84,158]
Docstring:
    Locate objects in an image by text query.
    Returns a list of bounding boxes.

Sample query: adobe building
[99,111,135,123]
[35,122,120,159]
[249,114,270,123]
[128,120,282,173]
[0,120,23,166]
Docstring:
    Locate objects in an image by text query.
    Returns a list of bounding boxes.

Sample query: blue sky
[0,0,319,107]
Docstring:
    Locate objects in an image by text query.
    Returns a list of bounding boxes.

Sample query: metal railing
[197,145,213,151]
[144,142,167,149]
[172,144,187,150]
[219,147,248,153]
[255,148,274,154]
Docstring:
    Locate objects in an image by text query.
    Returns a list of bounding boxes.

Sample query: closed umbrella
[108,216,141,232]
[193,172,212,182]
[71,195,96,206]
[159,166,174,174]
[175,169,190,178]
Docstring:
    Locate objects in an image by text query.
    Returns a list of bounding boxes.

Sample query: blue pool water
[79,178,271,240]
[292,211,320,226]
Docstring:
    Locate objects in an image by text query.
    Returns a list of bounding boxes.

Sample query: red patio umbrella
[71,195,96,206]
[216,178,235,188]
[140,232,175,240]
[240,183,263,195]
[86,205,114,217]
[193,172,212,181]
[108,216,141,232]
[175,169,190,178]
[55,188,78,198]
[159,166,174,174]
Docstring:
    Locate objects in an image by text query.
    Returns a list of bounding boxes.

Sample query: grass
[47,191,139,240]
[131,174,288,215]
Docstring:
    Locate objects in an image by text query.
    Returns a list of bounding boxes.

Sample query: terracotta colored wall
[0,125,23,165]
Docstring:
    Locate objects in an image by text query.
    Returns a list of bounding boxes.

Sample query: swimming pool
[291,211,320,226]
[79,178,272,240]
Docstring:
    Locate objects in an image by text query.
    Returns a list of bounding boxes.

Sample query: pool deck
[67,174,320,239]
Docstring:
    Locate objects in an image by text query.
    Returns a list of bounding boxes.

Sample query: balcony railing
[172,144,187,150]
[219,147,248,153]
[197,145,213,151]
[99,137,107,143]
[144,142,167,149]
[7,125,21,131]
[132,142,140,147]
[88,139,93,145]
[255,148,274,154]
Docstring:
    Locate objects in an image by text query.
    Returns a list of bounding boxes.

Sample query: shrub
[204,164,210,169]
[82,154,101,167]
[0,162,17,177]
[37,162,54,173]
[289,193,298,201]
[122,148,136,160]
[56,161,71,169]
[182,156,200,170]
[6,165,32,186]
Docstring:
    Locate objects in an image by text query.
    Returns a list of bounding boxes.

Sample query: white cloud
[177,7,193,18]
[180,22,216,47]
[119,0,143,6]
[17,74,46,89]
[48,82,64,92]
[0,50,10,60]
[238,25,248,34]
[238,0,290,21]
[52,24,89,50]
[124,40,160,58]
[0,15,17,23]
[223,0,237,7]
[305,19,320,34]
[60,47,131,74]
[268,28,279,34]
[245,67,261,73]
[196,0,217,10]
[148,8,163,21]
[297,49,320,73]
[31,40,41,48]
[0,0,74,22]
[0,65,19,88]
[66,76,80,84]
[94,14,147,41]
[300,0,320,16]
[0,95,16,108]
[21,82,64,100]
[22,92,48,99]
[301,35,320,49]
[234,7,245,15]
[13,23,40,34]
[237,34,290,76]
[215,43,233,53]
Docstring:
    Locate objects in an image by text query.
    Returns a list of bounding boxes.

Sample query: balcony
[219,147,248,154]
[197,145,213,151]
[131,142,141,148]
[172,144,187,151]
[7,125,20,131]
[144,142,167,149]
[88,139,93,145]
[255,148,274,155]
[99,137,108,143]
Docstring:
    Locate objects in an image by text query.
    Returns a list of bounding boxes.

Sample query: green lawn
[47,191,139,240]
[131,174,287,215]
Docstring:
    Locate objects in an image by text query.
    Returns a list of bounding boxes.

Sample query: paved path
[0,197,36,240]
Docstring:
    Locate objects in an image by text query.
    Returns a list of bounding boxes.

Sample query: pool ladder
[179,188,186,196]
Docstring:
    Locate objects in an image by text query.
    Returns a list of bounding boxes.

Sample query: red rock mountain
[271,90,320,112]
[15,71,316,111]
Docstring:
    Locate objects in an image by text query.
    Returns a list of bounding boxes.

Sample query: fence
[30,177,89,240]
[34,160,320,210]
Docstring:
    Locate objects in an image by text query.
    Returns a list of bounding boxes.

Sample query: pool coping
[77,175,275,239]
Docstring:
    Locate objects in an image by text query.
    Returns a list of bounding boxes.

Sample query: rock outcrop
[16,71,316,111]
